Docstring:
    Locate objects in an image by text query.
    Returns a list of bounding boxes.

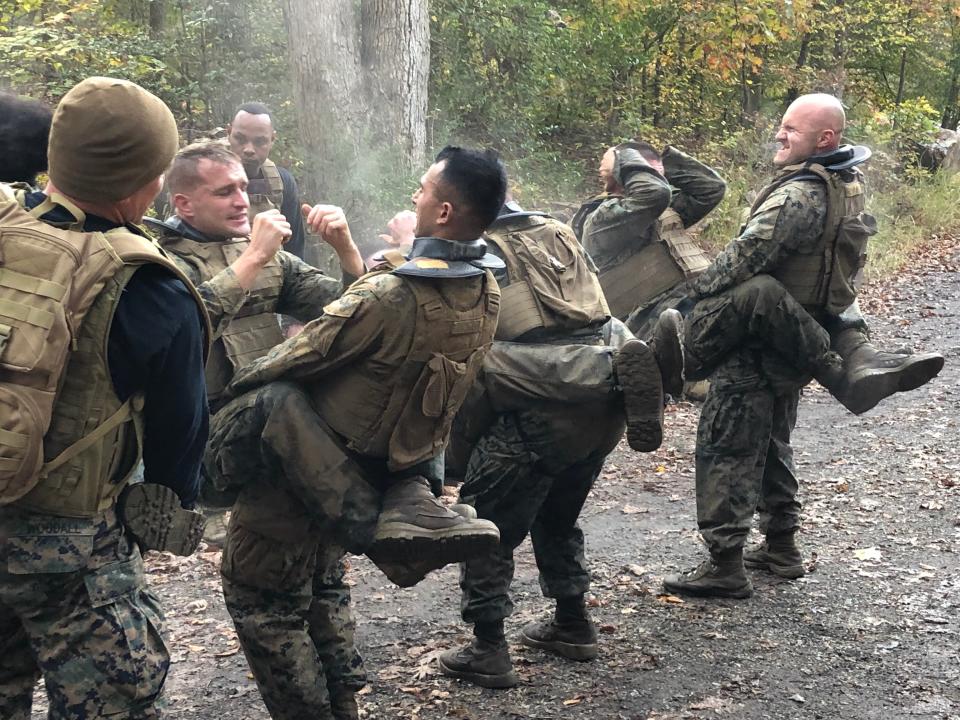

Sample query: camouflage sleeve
[662,146,727,227]
[581,168,672,270]
[276,250,348,323]
[691,180,827,299]
[168,253,247,339]
[228,277,385,395]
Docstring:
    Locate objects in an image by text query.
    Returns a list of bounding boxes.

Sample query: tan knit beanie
[47,77,179,202]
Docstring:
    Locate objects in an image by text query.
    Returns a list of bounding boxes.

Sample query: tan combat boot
[370,503,481,587]
[647,309,685,397]
[368,484,499,584]
[520,596,598,661]
[613,339,665,452]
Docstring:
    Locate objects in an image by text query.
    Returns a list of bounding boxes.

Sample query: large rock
[917,128,960,173]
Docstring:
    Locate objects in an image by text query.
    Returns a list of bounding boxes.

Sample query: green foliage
[3,0,960,268]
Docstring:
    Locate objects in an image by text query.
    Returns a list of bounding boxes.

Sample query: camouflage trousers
[221,529,365,720]
[0,507,168,720]
[204,381,381,554]
[205,382,369,719]
[457,405,624,625]
[480,318,631,415]
[694,355,802,553]
[687,275,829,552]
[624,283,694,338]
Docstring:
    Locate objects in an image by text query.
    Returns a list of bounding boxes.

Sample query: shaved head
[790,93,845,134]
[774,93,845,166]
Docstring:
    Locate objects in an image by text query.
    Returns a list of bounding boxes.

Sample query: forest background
[2,0,960,272]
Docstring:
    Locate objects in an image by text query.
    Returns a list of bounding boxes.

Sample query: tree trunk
[360,0,430,167]
[830,0,848,100]
[651,40,664,128]
[786,33,810,105]
[943,14,960,130]
[281,0,429,249]
[148,0,166,36]
[281,0,365,203]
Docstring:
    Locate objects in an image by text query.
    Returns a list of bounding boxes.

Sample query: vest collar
[392,236,505,278]
[145,215,237,244]
[781,144,872,175]
[493,201,550,226]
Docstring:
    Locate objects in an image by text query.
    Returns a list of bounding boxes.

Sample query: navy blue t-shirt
[27,193,208,507]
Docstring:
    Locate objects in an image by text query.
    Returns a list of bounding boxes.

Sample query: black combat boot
[367,477,499,570]
[613,339,665,452]
[662,549,753,599]
[520,595,598,661]
[829,328,945,414]
[647,309,685,397]
[743,531,805,579]
[328,687,359,720]
[369,503,480,587]
[438,621,518,689]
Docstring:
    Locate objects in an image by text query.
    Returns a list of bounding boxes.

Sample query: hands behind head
[612,147,651,185]
[249,209,292,259]
[302,203,355,254]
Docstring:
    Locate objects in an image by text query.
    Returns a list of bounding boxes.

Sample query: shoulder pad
[323,292,365,318]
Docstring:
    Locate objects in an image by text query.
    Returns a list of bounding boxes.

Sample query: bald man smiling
[661,93,943,599]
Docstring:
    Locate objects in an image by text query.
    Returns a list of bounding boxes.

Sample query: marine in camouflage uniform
[0,78,208,719]
[206,146,507,720]
[438,202,682,689]
[151,143,369,718]
[575,143,725,337]
[662,93,942,599]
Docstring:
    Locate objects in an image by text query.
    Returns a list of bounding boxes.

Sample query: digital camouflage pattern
[687,173,834,554]
[457,390,625,625]
[691,179,828,301]
[221,534,364,720]
[694,353,802,553]
[0,509,167,719]
[208,382,373,720]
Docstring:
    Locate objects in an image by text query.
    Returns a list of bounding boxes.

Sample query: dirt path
[55,238,958,720]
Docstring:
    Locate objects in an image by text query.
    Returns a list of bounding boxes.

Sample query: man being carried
[574,142,725,337]
[203,146,507,720]
[662,93,943,599]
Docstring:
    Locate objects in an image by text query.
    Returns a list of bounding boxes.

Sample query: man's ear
[225,123,233,136]
[172,192,193,220]
[437,201,453,225]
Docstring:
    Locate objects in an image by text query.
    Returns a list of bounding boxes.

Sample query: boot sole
[844,353,945,414]
[653,309,685,398]
[367,520,500,568]
[616,340,664,452]
[437,655,518,689]
[662,578,754,599]
[744,558,805,579]
[519,629,598,661]
[119,483,206,556]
